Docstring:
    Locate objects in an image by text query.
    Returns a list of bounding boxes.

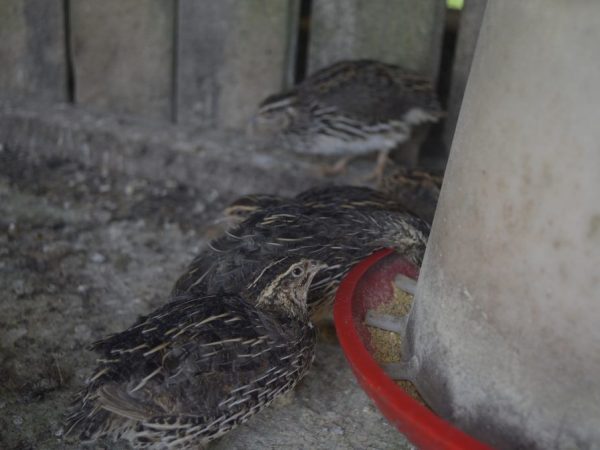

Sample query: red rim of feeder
[334,248,492,450]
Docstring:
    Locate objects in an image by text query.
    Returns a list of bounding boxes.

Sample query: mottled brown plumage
[225,173,441,227]
[66,258,325,449]
[251,60,444,178]
[223,185,407,226]
[173,187,429,315]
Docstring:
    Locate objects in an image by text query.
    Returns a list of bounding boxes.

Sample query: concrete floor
[0,146,413,449]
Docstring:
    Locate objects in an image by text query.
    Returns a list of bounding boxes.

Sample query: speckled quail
[223,184,408,226]
[66,258,325,449]
[173,190,429,316]
[225,171,442,228]
[380,165,444,224]
[251,60,443,180]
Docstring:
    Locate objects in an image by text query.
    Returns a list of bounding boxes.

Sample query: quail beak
[305,261,328,287]
[302,259,326,283]
[307,261,328,276]
[293,261,327,313]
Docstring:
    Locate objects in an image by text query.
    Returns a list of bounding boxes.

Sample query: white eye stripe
[258,96,295,114]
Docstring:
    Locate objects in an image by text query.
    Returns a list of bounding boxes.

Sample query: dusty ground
[0,146,413,449]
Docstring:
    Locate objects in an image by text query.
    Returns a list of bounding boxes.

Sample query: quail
[173,191,429,316]
[66,258,325,449]
[251,60,444,181]
[223,184,408,226]
[225,170,442,228]
[380,165,444,224]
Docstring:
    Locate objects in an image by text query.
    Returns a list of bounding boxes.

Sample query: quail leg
[320,155,354,176]
[363,148,391,184]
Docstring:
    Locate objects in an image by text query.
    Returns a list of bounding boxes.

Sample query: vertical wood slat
[69,0,174,121]
[308,0,446,79]
[444,0,488,149]
[0,0,67,102]
[177,0,299,129]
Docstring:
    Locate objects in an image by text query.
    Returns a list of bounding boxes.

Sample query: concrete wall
[70,0,175,121]
[309,0,446,79]
[0,1,451,128]
[409,1,600,448]
[0,0,67,102]
[177,0,299,129]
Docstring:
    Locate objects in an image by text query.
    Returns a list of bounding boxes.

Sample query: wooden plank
[177,0,299,129]
[444,0,488,149]
[0,0,67,102]
[308,0,446,79]
[69,0,174,121]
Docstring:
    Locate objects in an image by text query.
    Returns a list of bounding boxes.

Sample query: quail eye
[292,266,304,277]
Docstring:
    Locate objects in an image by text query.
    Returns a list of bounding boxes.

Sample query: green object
[447,0,464,9]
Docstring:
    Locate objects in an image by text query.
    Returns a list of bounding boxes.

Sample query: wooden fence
[0,0,486,144]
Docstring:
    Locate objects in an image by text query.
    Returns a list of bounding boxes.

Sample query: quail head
[250,59,444,181]
[223,192,284,228]
[66,258,325,449]
[380,165,444,224]
[173,186,429,316]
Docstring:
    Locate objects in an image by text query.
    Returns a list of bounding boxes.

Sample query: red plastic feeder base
[334,248,492,450]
